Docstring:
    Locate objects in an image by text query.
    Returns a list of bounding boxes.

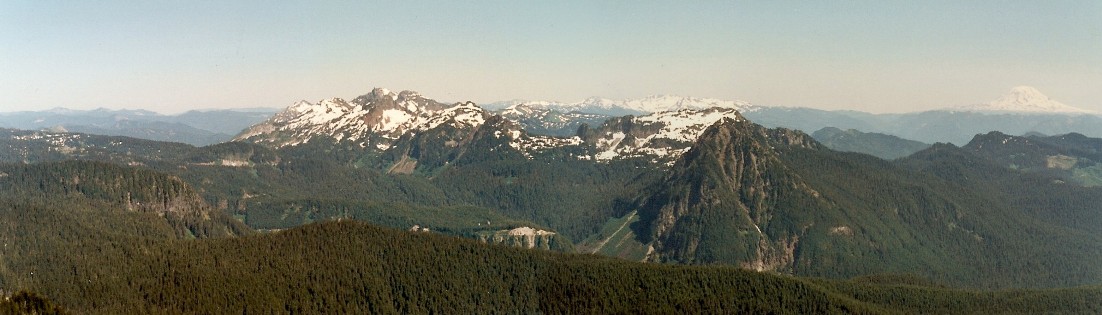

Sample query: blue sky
[2,1,1099,113]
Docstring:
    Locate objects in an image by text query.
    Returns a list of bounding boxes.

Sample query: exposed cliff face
[186,142,283,168]
[476,227,572,251]
[635,118,826,271]
[384,115,528,174]
[0,161,250,238]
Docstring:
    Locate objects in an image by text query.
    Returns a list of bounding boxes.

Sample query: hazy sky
[2,1,1100,114]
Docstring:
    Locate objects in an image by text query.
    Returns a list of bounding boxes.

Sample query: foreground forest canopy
[2,193,1101,314]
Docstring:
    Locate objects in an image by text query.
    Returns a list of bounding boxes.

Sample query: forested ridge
[777,144,1102,288]
[812,127,930,159]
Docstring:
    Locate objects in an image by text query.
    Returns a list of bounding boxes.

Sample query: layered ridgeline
[0,107,276,146]
[812,127,930,160]
[747,86,1102,145]
[7,85,1099,150]
[483,94,756,117]
[7,87,1102,290]
[235,87,748,167]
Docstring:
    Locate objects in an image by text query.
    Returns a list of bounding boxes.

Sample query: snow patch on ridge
[636,108,743,143]
[594,132,627,160]
[379,109,413,132]
[237,89,750,167]
[486,94,756,115]
[589,108,743,164]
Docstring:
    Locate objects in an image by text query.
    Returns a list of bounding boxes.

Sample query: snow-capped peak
[486,94,756,116]
[236,87,504,148]
[583,107,745,165]
[502,103,538,117]
[579,97,621,109]
[1004,86,1049,103]
[954,86,1095,114]
[621,94,753,113]
[416,101,488,131]
[235,88,759,167]
[370,87,397,101]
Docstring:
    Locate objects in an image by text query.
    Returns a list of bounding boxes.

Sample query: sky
[1,1,1100,114]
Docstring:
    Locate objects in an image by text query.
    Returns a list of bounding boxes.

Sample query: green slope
[812,127,930,160]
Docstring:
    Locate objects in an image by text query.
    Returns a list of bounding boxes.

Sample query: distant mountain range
[484,86,1102,146]
[746,87,1102,145]
[235,88,752,167]
[0,107,278,146]
[483,94,756,116]
[4,86,1099,149]
[230,86,1102,166]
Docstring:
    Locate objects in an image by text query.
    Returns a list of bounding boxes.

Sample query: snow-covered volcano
[953,86,1095,114]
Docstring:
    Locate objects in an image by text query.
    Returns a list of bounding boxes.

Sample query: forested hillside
[2,194,1099,314]
[0,161,249,238]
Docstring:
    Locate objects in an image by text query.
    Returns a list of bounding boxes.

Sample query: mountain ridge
[235,88,760,167]
[0,107,276,146]
[484,94,756,116]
